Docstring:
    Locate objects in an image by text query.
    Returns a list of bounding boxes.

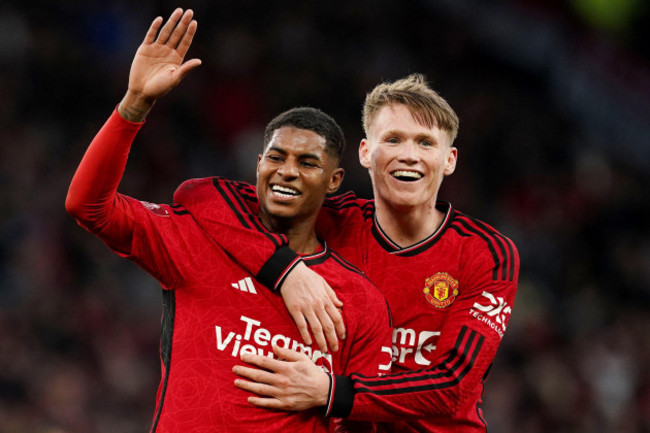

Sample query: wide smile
[390,170,423,182]
[270,184,301,199]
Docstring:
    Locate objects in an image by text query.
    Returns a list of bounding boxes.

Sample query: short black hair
[263,107,346,164]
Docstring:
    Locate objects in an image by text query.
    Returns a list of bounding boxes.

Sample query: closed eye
[266,154,284,162]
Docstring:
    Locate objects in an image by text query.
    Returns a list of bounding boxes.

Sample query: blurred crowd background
[1,0,649,432]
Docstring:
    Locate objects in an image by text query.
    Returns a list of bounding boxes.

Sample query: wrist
[256,246,302,291]
[118,90,155,122]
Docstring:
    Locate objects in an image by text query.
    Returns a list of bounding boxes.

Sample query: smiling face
[257,126,344,227]
[360,103,457,212]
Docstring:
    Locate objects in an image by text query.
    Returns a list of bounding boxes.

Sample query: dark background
[1,0,649,432]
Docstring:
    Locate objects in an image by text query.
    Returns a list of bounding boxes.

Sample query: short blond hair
[362,73,459,143]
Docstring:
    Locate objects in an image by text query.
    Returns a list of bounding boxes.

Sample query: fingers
[324,283,346,339]
[325,301,346,340]
[232,364,278,384]
[316,306,339,352]
[238,351,287,372]
[247,396,287,410]
[272,344,310,361]
[176,19,198,58]
[143,17,163,44]
[156,8,184,44]
[167,9,195,49]
[289,309,313,346]
[174,58,202,82]
[233,377,277,397]
[303,308,328,352]
[326,283,344,308]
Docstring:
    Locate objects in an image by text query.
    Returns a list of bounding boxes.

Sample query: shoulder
[173,177,216,205]
[322,191,374,218]
[448,209,519,282]
[449,210,518,252]
[173,176,257,207]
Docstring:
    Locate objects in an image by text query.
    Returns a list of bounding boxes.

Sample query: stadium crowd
[0,1,648,432]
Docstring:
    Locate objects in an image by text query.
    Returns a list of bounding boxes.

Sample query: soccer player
[65,9,391,432]
[183,74,520,431]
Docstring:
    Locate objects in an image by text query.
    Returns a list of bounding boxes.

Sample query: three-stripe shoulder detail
[211,177,287,248]
[450,213,517,282]
[322,193,375,220]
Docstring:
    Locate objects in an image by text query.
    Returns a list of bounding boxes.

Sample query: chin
[387,193,428,209]
[266,208,297,220]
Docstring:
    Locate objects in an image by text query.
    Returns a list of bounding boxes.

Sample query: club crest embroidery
[423,272,459,308]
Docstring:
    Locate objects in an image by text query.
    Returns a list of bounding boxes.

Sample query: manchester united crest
[423,272,459,308]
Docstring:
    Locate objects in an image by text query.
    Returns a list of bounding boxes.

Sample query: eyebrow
[383,129,437,143]
[267,146,324,161]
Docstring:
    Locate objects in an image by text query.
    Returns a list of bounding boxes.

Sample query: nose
[397,140,420,164]
[277,158,299,179]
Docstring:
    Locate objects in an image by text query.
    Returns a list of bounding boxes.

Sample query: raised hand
[119,8,201,121]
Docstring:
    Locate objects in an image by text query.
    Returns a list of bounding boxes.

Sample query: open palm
[128,8,201,101]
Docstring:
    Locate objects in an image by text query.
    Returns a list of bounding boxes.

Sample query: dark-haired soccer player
[183,74,520,431]
[65,9,391,432]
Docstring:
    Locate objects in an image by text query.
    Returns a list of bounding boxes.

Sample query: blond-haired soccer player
[195,73,519,432]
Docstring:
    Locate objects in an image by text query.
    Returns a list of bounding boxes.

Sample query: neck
[259,212,320,255]
[374,200,444,247]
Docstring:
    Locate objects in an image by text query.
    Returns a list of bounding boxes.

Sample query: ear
[444,146,457,176]
[359,138,372,169]
[327,168,345,194]
[256,154,262,178]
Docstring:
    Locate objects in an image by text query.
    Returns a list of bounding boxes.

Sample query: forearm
[65,109,143,251]
[327,314,507,422]
[173,177,301,288]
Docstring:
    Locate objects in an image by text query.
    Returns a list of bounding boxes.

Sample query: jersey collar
[371,201,454,256]
[301,241,331,266]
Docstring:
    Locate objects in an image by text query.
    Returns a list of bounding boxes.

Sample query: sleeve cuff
[326,375,355,418]
[256,245,302,291]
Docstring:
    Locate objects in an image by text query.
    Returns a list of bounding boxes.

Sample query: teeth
[392,170,422,180]
[272,185,300,196]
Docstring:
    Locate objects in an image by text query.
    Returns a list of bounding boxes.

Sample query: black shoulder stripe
[453,218,503,281]
[322,201,362,210]
[449,224,472,237]
[459,213,516,282]
[212,177,251,229]
[452,215,515,282]
[325,191,357,205]
[224,181,279,244]
[233,181,258,202]
[212,177,282,248]
[172,209,190,216]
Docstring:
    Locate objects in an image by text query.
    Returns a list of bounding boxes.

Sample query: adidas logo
[231,277,257,294]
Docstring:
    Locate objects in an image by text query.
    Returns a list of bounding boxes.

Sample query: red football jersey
[316,193,519,432]
[67,110,393,433]
[182,186,519,432]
